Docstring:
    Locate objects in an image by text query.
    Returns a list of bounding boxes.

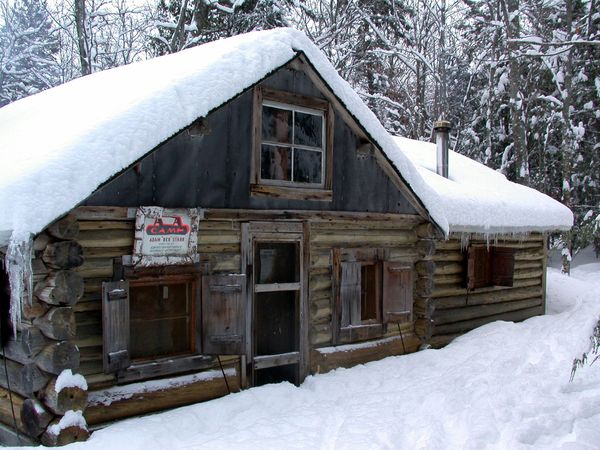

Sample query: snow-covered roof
[0,28,571,250]
[392,136,573,234]
[0,28,447,248]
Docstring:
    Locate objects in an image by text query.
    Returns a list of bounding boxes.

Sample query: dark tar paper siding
[84,68,416,215]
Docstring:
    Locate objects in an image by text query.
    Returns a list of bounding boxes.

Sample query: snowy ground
[19,257,600,450]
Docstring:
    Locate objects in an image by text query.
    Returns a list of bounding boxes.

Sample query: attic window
[252,87,333,201]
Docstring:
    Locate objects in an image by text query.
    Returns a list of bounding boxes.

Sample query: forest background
[1,0,598,265]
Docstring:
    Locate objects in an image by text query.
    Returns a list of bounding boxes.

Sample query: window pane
[293,148,322,184]
[262,106,292,143]
[130,282,192,359]
[361,265,378,321]
[256,242,298,284]
[261,145,291,181]
[294,111,322,147]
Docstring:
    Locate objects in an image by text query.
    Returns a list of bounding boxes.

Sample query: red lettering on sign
[145,216,190,236]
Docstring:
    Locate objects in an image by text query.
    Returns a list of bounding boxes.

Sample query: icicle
[5,231,33,337]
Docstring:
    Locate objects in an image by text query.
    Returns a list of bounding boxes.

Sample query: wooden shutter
[340,262,361,327]
[382,262,413,323]
[491,247,515,286]
[102,281,130,373]
[201,274,246,355]
[467,246,491,290]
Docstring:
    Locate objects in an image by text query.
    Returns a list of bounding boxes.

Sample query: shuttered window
[102,273,246,375]
[336,251,413,342]
[467,246,515,290]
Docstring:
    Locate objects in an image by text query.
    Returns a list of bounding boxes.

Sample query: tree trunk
[501,0,529,185]
[74,0,91,76]
[560,0,575,275]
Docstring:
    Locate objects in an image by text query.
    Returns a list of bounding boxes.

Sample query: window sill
[116,354,215,383]
[338,323,384,344]
[250,184,332,202]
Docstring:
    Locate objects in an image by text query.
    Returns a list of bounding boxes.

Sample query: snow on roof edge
[392,136,574,234]
[0,28,450,246]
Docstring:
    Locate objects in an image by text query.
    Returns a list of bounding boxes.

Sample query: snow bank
[0,28,447,247]
[393,136,573,234]
[44,265,600,450]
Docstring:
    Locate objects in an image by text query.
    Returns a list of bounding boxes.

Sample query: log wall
[72,207,431,392]
[0,214,89,446]
[307,215,431,356]
[1,206,438,441]
[429,233,547,348]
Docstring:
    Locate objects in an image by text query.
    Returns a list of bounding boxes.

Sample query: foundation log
[40,418,89,447]
[21,398,54,437]
[40,377,88,415]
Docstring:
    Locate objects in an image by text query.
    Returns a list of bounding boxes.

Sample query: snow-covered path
[41,264,600,449]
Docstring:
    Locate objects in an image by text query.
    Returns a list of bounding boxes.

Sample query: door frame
[241,221,309,386]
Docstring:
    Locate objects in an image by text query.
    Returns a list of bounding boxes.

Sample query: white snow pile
[55,369,88,394]
[46,410,88,437]
[21,262,598,450]
[0,27,447,247]
[392,136,574,234]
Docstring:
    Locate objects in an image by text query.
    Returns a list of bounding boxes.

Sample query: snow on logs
[40,410,89,447]
[0,215,89,446]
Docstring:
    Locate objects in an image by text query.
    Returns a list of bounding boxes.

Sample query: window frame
[103,264,247,383]
[128,274,199,362]
[466,245,516,290]
[251,87,334,201]
[333,248,413,344]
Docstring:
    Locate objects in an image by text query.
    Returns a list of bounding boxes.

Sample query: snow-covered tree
[0,0,60,106]
[150,0,290,56]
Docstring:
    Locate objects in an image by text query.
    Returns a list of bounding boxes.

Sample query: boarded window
[201,274,246,355]
[382,262,413,323]
[467,246,491,290]
[491,247,515,287]
[467,246,515,289]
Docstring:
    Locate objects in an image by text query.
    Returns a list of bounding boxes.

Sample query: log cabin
[0,28,572,446]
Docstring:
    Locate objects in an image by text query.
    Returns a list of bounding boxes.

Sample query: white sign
[132,207,199,266]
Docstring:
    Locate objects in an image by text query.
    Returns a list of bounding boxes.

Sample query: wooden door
[241,222,307,387]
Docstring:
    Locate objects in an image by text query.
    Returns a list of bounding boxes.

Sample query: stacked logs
[0,214,90,446]
[413,223,439,344]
